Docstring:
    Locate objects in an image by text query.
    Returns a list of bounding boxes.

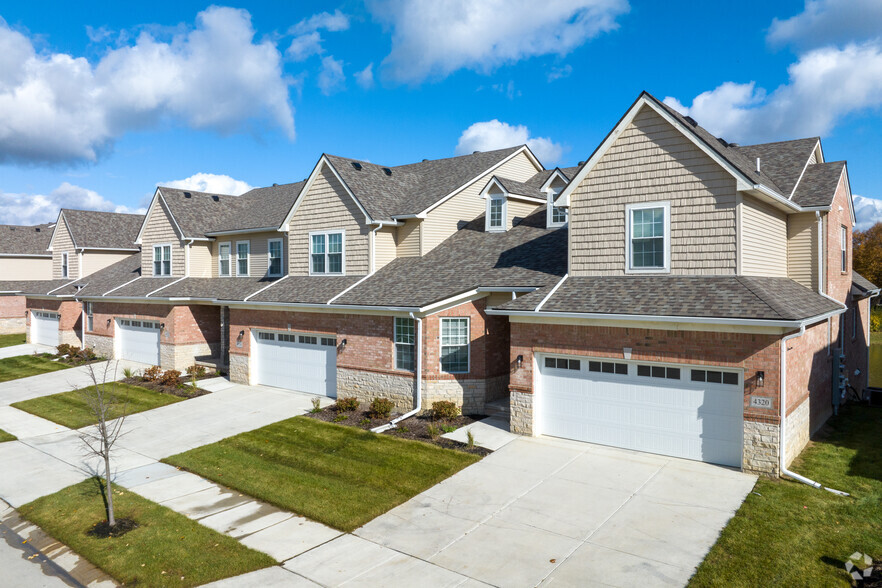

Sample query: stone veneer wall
[230,353,249,385]
[743,419,780,476]
[0,295,26,334]
[509,389,533,435]
[86,333,114,360]
[784,396,811,468]
[0,317,25,335]
[337,368,415,411]
[161,342,218,371]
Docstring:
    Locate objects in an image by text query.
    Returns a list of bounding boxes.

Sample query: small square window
[615,363,628,375]
[666,367,680,380]
[637,364,651,377]
[589,360,601,372]
[723,372,739,385]
[707,370,722,384]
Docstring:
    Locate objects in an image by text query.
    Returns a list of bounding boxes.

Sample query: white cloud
[455,120,563,164]
[318,56,345,95]
[547,64,573,82]
[768,0,882,49]
[355,63,374,89]
[160,173,255,196]
[0,7,295,165]
[286,31,323,61]
[367,0,629,83]
[286,10,350,62]
[853,195,882,231]
[663,41,882,144]
[0,182,146,225]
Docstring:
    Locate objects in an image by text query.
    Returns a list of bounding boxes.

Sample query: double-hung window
[218,242,231,277]
[626,202,669,272]
[548,187,567,226]
[841,226,847,273]
[85,302,93,332]
[268,239,283,277]
[61,252,69,278]
[153,245,171,276]
[440,317,469,373]
[310,231,344,275]
[395,317,415,371]
[236,241,250,276]
[487,196,505,231]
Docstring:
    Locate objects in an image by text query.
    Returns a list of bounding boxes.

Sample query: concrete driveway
[354,436,757,587]
[0,359,146,406]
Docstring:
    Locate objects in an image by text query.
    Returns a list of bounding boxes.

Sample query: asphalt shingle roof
[0,279,73,295]
[734,138,819,197]
[55,255,142,297]
[852,272,880,297]
[248,276,366,304]
[498,275,841,321]
[151,277,280,301]
[0,223,53,256]
[62,210,143,250]
[791,162,846,208]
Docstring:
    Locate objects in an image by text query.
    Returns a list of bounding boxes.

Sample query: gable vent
[684,116,698,127]
[382,167,392,176]
[184,192,192,198]
[352,162,362,171]
[212,195,220,202]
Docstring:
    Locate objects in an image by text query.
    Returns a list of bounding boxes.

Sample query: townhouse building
[0,223,53,333]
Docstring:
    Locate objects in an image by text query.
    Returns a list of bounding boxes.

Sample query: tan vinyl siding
[219,232,288,278]
[485,291,515,308]
[51,216,78,279]
[420,150,540,254]
[190,242,213,278]
[787,212,818,288]
[741,195,788,277]
[289,165,370,276]
[0,257,52,280]
[569,106,738,276]
[397,219,421,257]
[374,227,397,271]
[141,200,185,277]
[82,251,135,277]
[507,199,540,229]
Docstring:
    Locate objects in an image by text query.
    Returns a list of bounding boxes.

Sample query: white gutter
[244,275,289,302]
[205,227,276,236]
[373,311,422,433]
[535,274,568,312]
[370,220,404,227]
[0,254,52,258]
[779,325,849,495]
[75,247,140,252]
[752,184,802,212]
[218,299,421,313]
[867,290,881,400]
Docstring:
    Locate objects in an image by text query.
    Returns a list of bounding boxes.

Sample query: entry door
[254,331,337,397]
[31,311,59,346]
[117,319,161,365]
[537,356,744,467]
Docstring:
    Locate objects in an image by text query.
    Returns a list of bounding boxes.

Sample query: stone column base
[229,353,250,385]
[509,389,533,435]
[0,317,25,335]
[85,334,114,360]
[743,419,780,476]
[160,342,218,371]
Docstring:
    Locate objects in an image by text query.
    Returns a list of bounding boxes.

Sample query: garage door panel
[32,312,59,346]
[254,332,336,397]
[538,356,743,467]
[117,320,160,365]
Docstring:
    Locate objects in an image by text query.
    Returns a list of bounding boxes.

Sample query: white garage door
[31,311,59,346]
[537,355,744,467]
[117,319,161,365]
[254,331,337,397]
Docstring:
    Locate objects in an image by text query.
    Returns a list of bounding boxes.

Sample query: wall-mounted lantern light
[516,354,524,369]
[756,371,765,387]
[340,338,347,351]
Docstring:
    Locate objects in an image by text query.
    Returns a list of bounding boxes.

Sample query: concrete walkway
[0,359,146,406]
[0,343,56,360]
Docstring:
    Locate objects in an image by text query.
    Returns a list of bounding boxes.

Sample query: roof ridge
[737,137,820,149]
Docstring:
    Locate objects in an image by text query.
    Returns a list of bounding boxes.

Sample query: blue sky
[2,0,882,227]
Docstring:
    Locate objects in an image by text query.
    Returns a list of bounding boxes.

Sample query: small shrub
[310,397,322,413]
[872,311,882,332]
[432,401,460,421]
[186,364,207,378]
[78,347,97,361]
[397,426,409,433]
[441,424,457,434]
[466,430,476,449]
[159,369,181,387]
[68,346,82,358]
[359,417,371,426]
[335,396,359,412]
[142,365,161,381]
[369,398,394,419]
[122,367,135,379]
[55,343,72,357]
[427,423,441,439]
[333,414,347,423]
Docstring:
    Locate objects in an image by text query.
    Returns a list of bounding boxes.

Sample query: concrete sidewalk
[0,343,55,360]
[0,359,146,406]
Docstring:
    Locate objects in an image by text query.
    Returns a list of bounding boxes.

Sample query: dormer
[479,176,546,232]
[541,169,571,228]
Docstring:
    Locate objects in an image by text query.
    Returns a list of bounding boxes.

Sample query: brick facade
[0,295,26,334]
[26,298,82,347]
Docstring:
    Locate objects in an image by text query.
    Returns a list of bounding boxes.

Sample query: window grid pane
[441,318,468,373]
[552,206,567,223]
[631,207,665,268]
[489,198,504,228]
[328,253,343,273]
[311,235,325,254]
[219,244,230,276]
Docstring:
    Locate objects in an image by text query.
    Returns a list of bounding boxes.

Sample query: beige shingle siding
[141,200,184,277]
[787,212,818,288]
[507,199,540,230]
[52,216,78,279]
[420,151,539,254]
[190,242,213,278]
[570,106,737,276]
[289,165,370,276]
[82,251,134,277]
[374,228,397,271]
[741,195,788,277]
[397,219,421,257]
[1,258,51,280]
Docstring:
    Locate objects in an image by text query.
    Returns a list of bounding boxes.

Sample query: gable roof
[852,272,880,298]
[791,162,847,208]
[734,138,820,197]
[60,210,143,250]
[0,223,53,256]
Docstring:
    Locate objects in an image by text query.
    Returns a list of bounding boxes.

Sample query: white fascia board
[0,253,52,258]
[46,210,66,252]
[134,191,161,245]
[158,191,187,240]
[205,227,276,237]
[540,168,569,192]
[751,185,802,212]
[479,176,505,199]
[279,155,373,231]
[369,220,404,227]
[420,146,543,216]
[508,194,546,204]
[220,299,420,314]
[787,139,822,200]
[78,247,141,252]
[476,286,538,293]
[841,164,856,225]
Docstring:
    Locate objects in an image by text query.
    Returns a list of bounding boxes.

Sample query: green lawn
[0,428,16,442]
[164,417,481,532]
[11,382,185,429]
[871,331,882,345]
[0,333,26,348]
[0,354,70,383]
[19,478,273,587]
[690,404,882,587]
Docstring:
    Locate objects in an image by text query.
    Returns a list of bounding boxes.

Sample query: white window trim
[841,225,847,273]
[267,238,284,277]
[235,240,251,277]
[309,229,346,276]
[394,317,415,372]
[152,243,173,276]
[218,241,232,277]
[546,186,567,228]
[625,201,671,274]
[440,317,470,374]
[85,301,93,332]
[61,252,69,278]
[485,195,507,232]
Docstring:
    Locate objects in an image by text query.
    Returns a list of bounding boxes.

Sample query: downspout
[779,324,849,495]
[372,311,422,433]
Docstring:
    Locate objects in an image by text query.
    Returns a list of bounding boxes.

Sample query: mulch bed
[50,354,104,367]
[306,404,491,456]
[87,517,138,538]
[121,376,212,398]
